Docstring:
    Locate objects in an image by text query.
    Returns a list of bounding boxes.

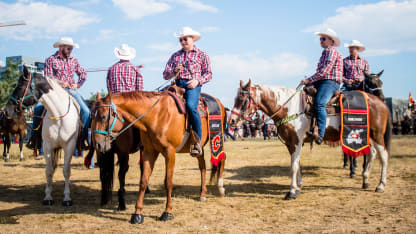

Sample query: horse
[90,90,227,224]
[229,79,392,200]
[32,73,81,206]
[1,66,38,162]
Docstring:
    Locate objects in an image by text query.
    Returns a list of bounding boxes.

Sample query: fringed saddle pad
[340,91,370,158]
[201,93,225,166]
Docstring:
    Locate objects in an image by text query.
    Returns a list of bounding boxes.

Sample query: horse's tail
[384,110,393,154]
[99,150,114,206]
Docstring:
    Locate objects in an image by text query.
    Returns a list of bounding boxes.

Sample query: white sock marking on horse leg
[374,143,388,192]
[290,148,301,194]
[217,178,225,196]
[363,145,377,185]
[44,153,54,201]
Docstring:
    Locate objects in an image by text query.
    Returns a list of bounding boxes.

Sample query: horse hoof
[19,158,24,162]
[4,158,9,162]
[218,187,225,197]
[200,197,207,202]
[284,192,298,200]
[145,187,151,194]
[375,187,384,193]
[42,200,54,206]
[350,173,356,178]
[62,200,73,206]
[159,212,174,222]
[130,214,144,224]
[117,205,126,211]
[362,183,369,189]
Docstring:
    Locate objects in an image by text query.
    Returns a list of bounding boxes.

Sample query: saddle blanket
[201,93,225,166]
[340,91,370,157]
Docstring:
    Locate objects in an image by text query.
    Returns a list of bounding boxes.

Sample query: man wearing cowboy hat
[300,28,343,145]
[107,44,143,93]
[342,40,370,92]
[27,37,90,151]
[163,26,212,156]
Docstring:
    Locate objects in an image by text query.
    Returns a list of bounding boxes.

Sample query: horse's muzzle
[95,139,112,153]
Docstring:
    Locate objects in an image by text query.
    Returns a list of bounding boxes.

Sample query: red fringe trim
[211,151,225,166]
[342,145,370,158]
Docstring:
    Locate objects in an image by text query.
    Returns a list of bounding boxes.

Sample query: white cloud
[147,42,179,52]
[70,0,100,8]
[211,53,309,82]
[170,0,218,13]
[303,0,416,56]
[112,0,170,19]
[0,60,5,67]
[0,2,99,40]
[200,26,220,33]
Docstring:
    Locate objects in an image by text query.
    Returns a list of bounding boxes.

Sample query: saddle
[165,85,207,118]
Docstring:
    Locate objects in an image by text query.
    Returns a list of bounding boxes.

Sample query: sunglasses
[179,37,188,42]
[320,37,326,41]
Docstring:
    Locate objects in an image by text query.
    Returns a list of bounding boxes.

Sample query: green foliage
[0,62,20,108]
[88,89,107,101]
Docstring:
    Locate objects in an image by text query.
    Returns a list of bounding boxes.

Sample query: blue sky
[0,0,415,107]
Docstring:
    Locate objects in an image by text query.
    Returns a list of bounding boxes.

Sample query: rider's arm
[74,58,87,88]
[163,54,177,80]
[308,48,336,83]
[198,53,212,85]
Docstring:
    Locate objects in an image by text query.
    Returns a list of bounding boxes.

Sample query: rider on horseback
[342,40,370,92]
[27,37,90,150]
[300,28,343,145]
[163,27,212,156]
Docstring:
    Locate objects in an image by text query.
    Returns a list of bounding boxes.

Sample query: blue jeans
[176,79,202,139]
[313,80,340,138]
[32,89,90,132]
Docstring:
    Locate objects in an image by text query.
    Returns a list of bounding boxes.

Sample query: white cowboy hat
[174,26,201,42]
[314,28,341,47]
[344,40,365,52]
[114,44,136,60]
[53,37,79,49]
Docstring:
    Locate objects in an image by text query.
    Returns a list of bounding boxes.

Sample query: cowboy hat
[314,28,340,47]
[114,44,136,60]
[344,40,365,52]
[174,26,201,42]
[53,37,79,48]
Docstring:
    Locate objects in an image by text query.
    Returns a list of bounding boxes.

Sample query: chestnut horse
[91,91,227,224]
[230,80,392,200]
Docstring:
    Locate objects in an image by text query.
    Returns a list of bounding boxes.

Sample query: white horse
[230,80,392,199]
[33,74,80,206]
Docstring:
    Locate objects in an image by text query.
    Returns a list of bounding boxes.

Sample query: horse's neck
[257,86,301,118]
[113,93,161,123]
[41,89,71,117]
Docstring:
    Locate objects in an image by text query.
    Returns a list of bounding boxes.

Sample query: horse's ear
[377,70,384,78]
[96,92,101,100]
[240,80,244,87]
[246,79,252,88]
[23,65,29,77]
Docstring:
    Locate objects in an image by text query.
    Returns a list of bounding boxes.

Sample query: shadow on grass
[391,154,416,159]
[225,165,320,181]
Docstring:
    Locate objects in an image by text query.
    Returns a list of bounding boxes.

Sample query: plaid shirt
[163,46,212,85]
[343,55,370,81]
[106,60,143,94]
[308,46,343,84]
[44,52,87,86]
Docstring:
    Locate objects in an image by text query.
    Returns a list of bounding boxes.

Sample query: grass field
[0,136,415,233]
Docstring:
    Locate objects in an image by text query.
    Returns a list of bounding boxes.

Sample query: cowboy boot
[190,131,202,157]
[26,130,42,150]
[80,128,90,151]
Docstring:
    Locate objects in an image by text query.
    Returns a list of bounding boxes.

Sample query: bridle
[8,72,37,112]
[231,87,259,121]
[92,102,125,139]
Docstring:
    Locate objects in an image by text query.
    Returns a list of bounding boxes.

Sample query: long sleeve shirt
[44,51,87,87]
[106,60,143,94]
[308,46,343,84]
[343,55,370,81]
[163,46,212,85]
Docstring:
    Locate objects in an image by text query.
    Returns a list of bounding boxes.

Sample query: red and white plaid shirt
[343,55,370,81]
[106,60,143,94]
[308,46,343,84]
[44,51,87,86]
[163,46,212,85]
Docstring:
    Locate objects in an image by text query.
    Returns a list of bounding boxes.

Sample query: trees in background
[0,62,20,107]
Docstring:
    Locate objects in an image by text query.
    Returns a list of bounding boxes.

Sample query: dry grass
[0,136,415,233]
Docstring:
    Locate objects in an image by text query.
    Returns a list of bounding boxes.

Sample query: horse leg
[349,156,356,178]
[62,141,75,206]
[362,144,377,189]
[19,134,24,161]
[343,154,348,168]
[374,142,388,192]
[296,162,302,188]
[196,151,207,202]
[284,145,302,200]
[131,149,158,224]
[217,158,226,197]
[158,147,176,222]
[117,152,129,211]
[43,144,57,205]
[3,135,9,162]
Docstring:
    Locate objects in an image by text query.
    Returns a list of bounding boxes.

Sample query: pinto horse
[230,80,392,200]
[32,74,81,206]
[1,66,38,161]
[91,91,227,224]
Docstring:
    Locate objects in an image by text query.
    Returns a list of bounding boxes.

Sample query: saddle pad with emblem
[200,93,225,166]
[340,91,370,157]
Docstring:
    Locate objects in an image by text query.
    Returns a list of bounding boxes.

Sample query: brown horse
[90,91,226,224]
[230,80,392,200]
[1,66,38,162]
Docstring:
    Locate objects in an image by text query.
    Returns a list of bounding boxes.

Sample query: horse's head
[229,79,258,127]
[33,72,52,100]
[364,70,385,100]
[91,92,125,153]
[4,66,38,117]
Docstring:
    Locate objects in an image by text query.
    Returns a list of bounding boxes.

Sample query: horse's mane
[115,91,163,101]
[45,76,68,97]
